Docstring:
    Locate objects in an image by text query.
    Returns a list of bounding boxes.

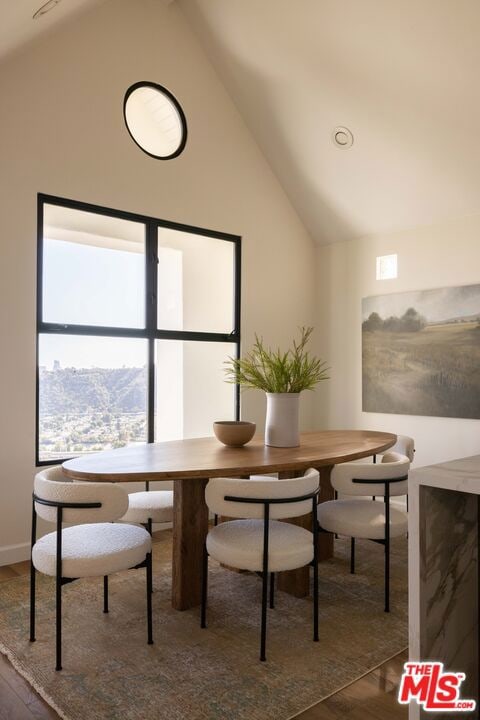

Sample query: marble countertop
[410,454,480,495]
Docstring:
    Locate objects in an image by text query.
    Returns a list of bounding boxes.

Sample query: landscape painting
[362,283,480,419]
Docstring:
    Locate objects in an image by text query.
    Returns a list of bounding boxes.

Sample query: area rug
[0,532,407,720]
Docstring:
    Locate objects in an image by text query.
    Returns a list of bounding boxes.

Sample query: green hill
[39,366,147,415]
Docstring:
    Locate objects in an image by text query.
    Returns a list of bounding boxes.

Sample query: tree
[401,307,426,332]
[362,312,383,332]
[383,315,402,332]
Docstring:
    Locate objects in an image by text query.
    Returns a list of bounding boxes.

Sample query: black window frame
[36,193,241,467]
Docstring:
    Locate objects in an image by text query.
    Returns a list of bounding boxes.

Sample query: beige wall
[315,214,480,468]
[0,0,316,563]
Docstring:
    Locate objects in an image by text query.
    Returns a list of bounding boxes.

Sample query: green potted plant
[225,327,329,447]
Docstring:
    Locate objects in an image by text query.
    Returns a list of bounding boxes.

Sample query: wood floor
[0,547,407,720]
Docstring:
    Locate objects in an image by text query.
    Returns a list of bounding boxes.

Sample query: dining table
[62,429,396,610]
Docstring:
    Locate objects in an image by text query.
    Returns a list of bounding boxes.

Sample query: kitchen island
[409,455,480,718]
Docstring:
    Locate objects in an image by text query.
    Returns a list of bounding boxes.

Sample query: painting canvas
[362,283,480,419]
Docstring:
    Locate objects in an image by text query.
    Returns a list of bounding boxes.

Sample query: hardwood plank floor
[0,546,407,720]
[295,650,408,720]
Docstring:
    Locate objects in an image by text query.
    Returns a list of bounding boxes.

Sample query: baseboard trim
[0,542,30,567]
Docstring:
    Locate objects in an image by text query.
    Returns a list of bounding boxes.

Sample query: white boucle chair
[380,435,414,511]
[365,434,415,465]
[202,468,320,662]
[212,473,279,527]
[30,467,153,671]
[120,482,174,535]
[317,452,410,613]
[344,434,414,500]
[388,435,415,463]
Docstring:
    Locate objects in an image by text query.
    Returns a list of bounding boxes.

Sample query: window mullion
[234,237,242,420]
[37,199,44,329]
[145,221,158,333]
[37,323,149,338]
[146,222,158,443]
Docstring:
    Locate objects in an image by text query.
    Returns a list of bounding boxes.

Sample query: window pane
[38,334,147,462]
[42,204,145,328]
[155,340,235,441]
[157,228,235,333]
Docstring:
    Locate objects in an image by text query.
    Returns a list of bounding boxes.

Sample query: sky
[362,283,480,323]
[40,239,146,368]
[38,232,235,442]
[39,232,234,370]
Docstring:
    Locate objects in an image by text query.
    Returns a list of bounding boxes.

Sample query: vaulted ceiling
[2,0,480,246]
[0,0,105,61]
[180,0,480,244]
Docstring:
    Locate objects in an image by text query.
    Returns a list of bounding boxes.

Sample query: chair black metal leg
[55,507,63,671]
[385,541,390,612]
[145,519,154,594]
[103,576,109,613]
[56,573,62,671]
[30,497,37,643]
[260,505,270,662]
[201,543,208,629]
[260,565,269,661]
[313,496,319,642]
[30,563,36,642]
[350,537,355,574]
[214,514,218,527]
[334,491,338,539]
[146,552,153,644]
[269,572,275,609]
[385,486,390,613]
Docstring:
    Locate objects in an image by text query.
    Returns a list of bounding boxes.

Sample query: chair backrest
[205,468,319,520]
[388,435,415,462]
[331,452,409,497]
[34,466,129,523]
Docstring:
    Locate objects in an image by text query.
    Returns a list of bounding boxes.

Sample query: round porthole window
[123,81,187,160]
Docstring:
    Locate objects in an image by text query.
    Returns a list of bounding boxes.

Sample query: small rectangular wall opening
[376,253,398,280]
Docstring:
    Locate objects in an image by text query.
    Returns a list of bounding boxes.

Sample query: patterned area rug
[0,532,407,720]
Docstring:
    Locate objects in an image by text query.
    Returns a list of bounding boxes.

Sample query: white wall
[0,0,316,564]
[315,214,480,468]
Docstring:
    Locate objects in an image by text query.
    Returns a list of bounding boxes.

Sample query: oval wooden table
[63,430,396,610]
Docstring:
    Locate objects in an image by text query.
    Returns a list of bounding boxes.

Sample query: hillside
[39,366,147,415]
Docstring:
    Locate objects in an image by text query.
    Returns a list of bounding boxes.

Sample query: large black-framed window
[36,193,241,466]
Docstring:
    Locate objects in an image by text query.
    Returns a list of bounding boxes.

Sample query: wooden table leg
[318,465,334,561]
[277,512,312,598]
[172,477,209,610]
[277,465,335,597]
[277,470,310,598]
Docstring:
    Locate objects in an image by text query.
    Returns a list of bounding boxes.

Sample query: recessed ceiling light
[332,126,354,148]
[33,0,62,20]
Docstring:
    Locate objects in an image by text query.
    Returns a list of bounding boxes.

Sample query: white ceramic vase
[265,392,300,447]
